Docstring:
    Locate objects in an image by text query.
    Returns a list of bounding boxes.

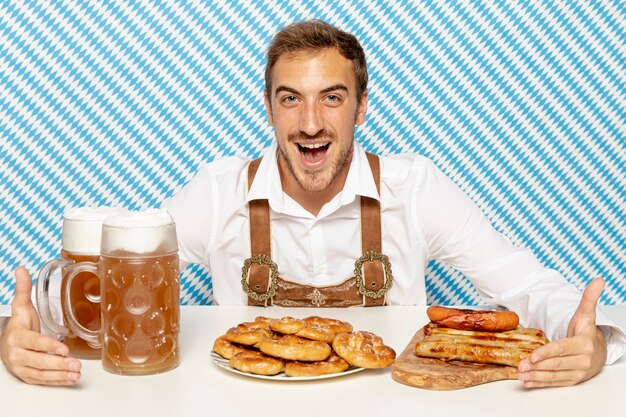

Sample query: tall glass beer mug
[63,209,180,375]
[36,207,127,359]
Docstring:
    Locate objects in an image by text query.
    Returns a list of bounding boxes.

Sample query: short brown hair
[265,19,368,103]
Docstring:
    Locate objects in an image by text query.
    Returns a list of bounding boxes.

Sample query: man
[1,20,624,387]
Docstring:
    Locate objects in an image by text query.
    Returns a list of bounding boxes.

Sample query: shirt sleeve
[413,158,626,364]
[163,166,216,267]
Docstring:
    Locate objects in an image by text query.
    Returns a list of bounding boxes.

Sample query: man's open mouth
[296,142,330,164]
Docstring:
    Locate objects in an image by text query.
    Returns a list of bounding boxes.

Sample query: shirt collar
[245,142,283,207]
[245,140,380,215]
[339,140,380,204]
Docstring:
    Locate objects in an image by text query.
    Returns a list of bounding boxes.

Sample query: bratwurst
[426,306,519,332]
[415,323,549,367]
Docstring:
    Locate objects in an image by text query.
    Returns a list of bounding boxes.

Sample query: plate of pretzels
[211,315,396,380]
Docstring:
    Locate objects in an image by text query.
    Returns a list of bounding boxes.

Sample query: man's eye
[282,95,298,103]
[325,95,342,105]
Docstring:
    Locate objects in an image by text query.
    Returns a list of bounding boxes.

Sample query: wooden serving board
[391,328,518,390]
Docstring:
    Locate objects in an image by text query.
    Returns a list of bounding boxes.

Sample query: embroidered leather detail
[271,278,362,307]
[306,288,326,307]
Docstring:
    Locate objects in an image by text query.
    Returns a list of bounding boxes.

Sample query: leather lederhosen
[241,153,393,307]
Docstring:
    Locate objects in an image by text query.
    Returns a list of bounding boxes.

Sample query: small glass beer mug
[37,207,127,359]
[64,209,180,375]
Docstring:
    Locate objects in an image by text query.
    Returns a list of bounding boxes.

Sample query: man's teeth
[299,143,328,149]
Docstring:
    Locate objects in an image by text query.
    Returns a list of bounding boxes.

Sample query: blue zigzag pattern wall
[1,1,624,306]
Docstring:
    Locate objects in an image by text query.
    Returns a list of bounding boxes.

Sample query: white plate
[210,351,365,381]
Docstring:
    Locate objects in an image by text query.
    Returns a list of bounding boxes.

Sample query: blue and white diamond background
[1,1,624,306]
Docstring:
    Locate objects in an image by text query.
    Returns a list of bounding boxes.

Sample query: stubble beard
[278,130,354,193]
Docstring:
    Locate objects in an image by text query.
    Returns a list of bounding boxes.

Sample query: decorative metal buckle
[241,254,279,302]
[353,250,393,299]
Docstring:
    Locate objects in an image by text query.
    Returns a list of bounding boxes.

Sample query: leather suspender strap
[359,153,388,306]
[247,159,271,257]
[244,153,391,307]
[361,153,382,252]
[246,158,273,306]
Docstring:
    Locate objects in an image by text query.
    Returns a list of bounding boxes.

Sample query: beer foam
[62,207,128,254]
[101,209,178,255]
[104,209,173,228]
[64,206,127,222]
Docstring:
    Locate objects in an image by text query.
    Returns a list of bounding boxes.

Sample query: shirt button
[314,266,327,276]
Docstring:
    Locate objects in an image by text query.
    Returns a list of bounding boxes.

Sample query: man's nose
[299,103,323,136]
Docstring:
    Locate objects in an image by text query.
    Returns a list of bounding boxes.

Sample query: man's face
[265,48,368,193]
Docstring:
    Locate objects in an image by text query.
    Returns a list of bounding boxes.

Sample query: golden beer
[100,252,180,374]
[64,209,180,375]
[37,207,126,359]
[59,250,101,359]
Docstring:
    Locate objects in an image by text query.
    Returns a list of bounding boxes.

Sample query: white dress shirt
[165,140,625,364]
[1,141,623,365]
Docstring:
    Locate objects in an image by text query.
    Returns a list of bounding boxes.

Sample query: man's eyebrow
[274,84,349,96]
[320,84,348,94]
[274,86,300,96]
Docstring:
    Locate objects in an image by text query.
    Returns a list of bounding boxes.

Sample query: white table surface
[1,305,624,417]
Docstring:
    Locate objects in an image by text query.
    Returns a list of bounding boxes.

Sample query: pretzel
[269,316,306,334]
[332,331,396,368]
[302,316,353,335]
[259,334,331,361]
[229,350,285,376]
[295,326,334,343]
[284,352,350,377]
[213,336,250,359]
[254,316,274,324]
[248,317,272,328]
[290,316,353,343]
[224,321,274,346]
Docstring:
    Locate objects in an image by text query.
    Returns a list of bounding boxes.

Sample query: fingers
[15,328,69,356]
[517,354,588,388]
[1,325,80,385]
[516,281,609,390]
[11,345,80,372]
[13,377,77,386]
[518,354,589,373]
[575,277,605,321]
[3,341,81,385]
[26,348,81,372]
[517,327,606,388]
[526,336,583,364]
[12,267,34,308]
[567,278,605,338]
[9,360,81,385]
[2,269,83,386]
[517,368,585,388]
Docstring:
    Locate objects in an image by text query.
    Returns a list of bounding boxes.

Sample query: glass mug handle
[36,258,74,338]
[63,262,102,349]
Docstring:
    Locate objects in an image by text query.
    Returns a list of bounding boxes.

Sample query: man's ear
[264,92,274,127]
[355,89,368,126]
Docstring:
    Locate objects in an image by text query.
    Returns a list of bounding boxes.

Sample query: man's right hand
[0,267,81,385]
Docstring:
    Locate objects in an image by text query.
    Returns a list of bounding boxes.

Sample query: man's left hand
[517,277,607,388]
